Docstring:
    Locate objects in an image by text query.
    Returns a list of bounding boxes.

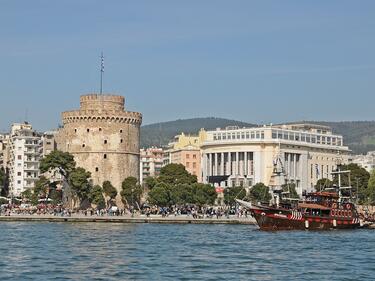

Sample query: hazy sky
[1,1,374,132]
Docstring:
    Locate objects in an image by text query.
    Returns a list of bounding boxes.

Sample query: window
[99,128,102,132]
[75,129,77,133]
[120,139,123,143]
[17,172,21,176]
[95,167,99,172]
[87,129,90,133]
[193,162,196,168]
[18,155,22,160]
[251,132,255,139]
[186,154,190,159]
[256,132,260,139]
[120,129,123,133]
[17,180,21,185]
[104,154,107,159]
[82,144,85,148]
[186,162,190,168]
[193,154,196,159]
[246,132,250,139]
[104,140,107,144]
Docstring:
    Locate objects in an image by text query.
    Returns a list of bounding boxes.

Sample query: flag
[315,164,320,176]
[101,53,104,73]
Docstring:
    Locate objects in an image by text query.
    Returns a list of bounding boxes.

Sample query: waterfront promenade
[0,214,256,225]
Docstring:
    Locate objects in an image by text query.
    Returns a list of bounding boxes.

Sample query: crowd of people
[0,203,250,219]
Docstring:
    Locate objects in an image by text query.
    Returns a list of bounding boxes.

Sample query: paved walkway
[0,214,257,225]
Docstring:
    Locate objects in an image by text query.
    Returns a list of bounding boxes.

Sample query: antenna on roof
[100,52,104,95]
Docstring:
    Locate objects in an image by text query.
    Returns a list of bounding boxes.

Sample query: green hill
[140,117,255,148]
[140,118,375,154]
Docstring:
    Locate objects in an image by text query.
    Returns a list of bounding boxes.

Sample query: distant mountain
[140,117,256,148]
[140,118,375,154]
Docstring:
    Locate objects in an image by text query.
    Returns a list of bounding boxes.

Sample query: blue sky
[0,1,374,131]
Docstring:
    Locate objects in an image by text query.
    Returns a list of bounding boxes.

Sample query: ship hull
[252,208,360,231]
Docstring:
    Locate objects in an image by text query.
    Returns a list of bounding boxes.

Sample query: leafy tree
[144,176,157,190]
[315,178,333,191]
[333,164,370,203]
[68,167,92,202]
[366,170,375,205]
[158,164,197,185]
[34,176,50,198]
[224,186,246,206]
[49,189,62,205]
[249,183,271,202]
[170,184,193,205]
[40,150,76,175]
[89,185,105,208]
[21,189,38,205]
[148,182,172,207]
[121,177,143,208]
[103,181,117,200]
[281,183,299,199]
[192,183,217,206]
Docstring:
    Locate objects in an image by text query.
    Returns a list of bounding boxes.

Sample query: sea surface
[0,222,374,281]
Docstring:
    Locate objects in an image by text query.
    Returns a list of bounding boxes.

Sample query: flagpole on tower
[100,52,104,95]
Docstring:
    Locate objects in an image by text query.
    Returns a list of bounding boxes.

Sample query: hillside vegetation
[140,118,375,154]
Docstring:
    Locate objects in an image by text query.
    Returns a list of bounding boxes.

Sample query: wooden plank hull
[252,209,360,231]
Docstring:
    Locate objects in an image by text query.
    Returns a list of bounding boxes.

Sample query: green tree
[103,181,117,206]
[333,164,370,203]
[144,176,157,190]
[21,189,38,205]
[249,183,271,202]
[192,183,217,206]
[89,185,105,208]
[170,184,193,205]
[224,186,247,206]
[148,182,172,207]
[34,176,50,198]
[366,170,375,205]
[158,164,197,185]
[315,178,333,191]
[121,177,143,208]
[68,167,92,202]
[40,150,76,175]
[281,183,299,199]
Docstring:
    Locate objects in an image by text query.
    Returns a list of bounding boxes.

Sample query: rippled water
[0,222,374,281]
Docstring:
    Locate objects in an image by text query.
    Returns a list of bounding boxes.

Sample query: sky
[0,0,374,132]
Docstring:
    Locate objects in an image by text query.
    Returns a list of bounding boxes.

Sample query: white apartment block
[201,123,350,196]
[140,147,164,184]
[350,151,375,173]
[9,123,42,197]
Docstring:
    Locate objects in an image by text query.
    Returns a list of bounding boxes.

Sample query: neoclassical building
[57,94,142,200]
[201,123,350,195]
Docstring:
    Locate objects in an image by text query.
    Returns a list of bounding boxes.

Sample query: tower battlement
[80,94,125,111]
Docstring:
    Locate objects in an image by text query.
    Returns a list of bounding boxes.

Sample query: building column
[244,152,248,176]
[221,152,224,176]
[235,152,239,176]
[208,153,212,178]
[214,153,218,176]
[293,154,297,180]
[227,152,231,175]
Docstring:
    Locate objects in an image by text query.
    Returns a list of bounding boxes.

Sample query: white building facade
[201,124,350,196]
[8,123,41,197]
[140,147,164,184]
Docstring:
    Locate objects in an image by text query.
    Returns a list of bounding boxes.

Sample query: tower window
[104,154,107,159]
[82,144,86,148]
[87,129,90,132]
[120,129,123,133]
[120,139,123,143]
[95,167,99,172]
[104,140,107,144]
[99,128,102,132]
[75,129,77,133]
